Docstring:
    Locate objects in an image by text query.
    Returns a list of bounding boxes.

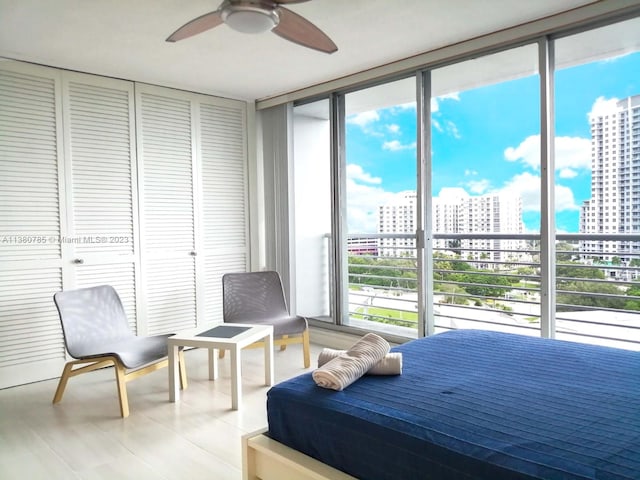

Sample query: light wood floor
[0,343,323,480]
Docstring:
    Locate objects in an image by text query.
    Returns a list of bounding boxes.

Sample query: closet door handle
[73,258,85,265]
[189,251,197,256]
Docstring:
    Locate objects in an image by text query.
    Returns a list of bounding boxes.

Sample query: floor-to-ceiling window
[553,16,640,348]
[342,77,419,336]
[430,44,541,336]
[290,12,640,351]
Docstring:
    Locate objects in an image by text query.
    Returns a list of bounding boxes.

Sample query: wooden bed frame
[242,428,356,480]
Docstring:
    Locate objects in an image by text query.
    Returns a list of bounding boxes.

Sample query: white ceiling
[0,0,600,102]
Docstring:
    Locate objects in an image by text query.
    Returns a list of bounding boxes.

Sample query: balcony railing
[346,233,640,350]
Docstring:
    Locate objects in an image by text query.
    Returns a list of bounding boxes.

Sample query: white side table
[168,323,274,410]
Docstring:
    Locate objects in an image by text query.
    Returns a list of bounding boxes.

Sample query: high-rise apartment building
[378,191,417,256]
[377,188,525,262]
[580,94,640,260]
[433,188,525,262]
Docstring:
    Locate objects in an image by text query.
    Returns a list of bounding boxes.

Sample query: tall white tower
[580,95,640,261]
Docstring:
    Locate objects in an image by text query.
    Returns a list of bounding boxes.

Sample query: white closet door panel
[146,258,196,334]
[199,101,248,321]
[138,87,197,333]
[0,266,65,388]
[0,64,66,387]
[0,268,64,361]
[74,263,138,332]
[200,102,247,254]
[0,68,62,261]
[139,91,195,254]
[64,75,137,258]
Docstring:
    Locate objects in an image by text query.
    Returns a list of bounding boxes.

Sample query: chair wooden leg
[179,349,187,389]
[52,362,75,404]
[280,335,288,351]
[53,355,172,418]
[114,362,130,418]
[302,329,311,369]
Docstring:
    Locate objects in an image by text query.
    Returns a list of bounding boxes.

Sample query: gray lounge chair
[220,271,310,368]
[52,285,186,417]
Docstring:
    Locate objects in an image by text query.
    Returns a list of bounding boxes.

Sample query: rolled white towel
[318,348,402,376]
[312,333,390,391]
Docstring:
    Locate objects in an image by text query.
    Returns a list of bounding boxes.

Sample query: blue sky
[345,51,640,234]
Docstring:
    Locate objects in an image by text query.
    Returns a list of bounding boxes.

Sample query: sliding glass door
[342,78,419,337]
[430,44,541,336]
[553,17,640,348]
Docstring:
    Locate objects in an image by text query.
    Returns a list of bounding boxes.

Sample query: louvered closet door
[62,73,139,330]
[0,63,66,388]
[199,99,248,322]
[137,85,197,334]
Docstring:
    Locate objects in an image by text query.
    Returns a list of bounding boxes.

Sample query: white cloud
[382,140,416,151]
[464,169,478,176]
[346,164,394,232]
[446,120,461,139]
[347,110,380,127]
[559,168,578,179]
[554,185,580,212]
[386,124,400,134]
[441,92,460,101]
[430,97,439,113]
[346,164,382,184]
[499,173,540,212]
[467,179,491,194]
[504,134,591,172]
[431,94,461,139]
[500,172,579,212]
[504,136,539,169]
[588,96,619,121]
[431,93,460,113]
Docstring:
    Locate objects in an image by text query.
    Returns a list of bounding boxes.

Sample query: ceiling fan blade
[166,10,223,42]
[273,7,337,54]
[275,1,312,3]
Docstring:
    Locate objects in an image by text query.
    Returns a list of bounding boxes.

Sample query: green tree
[555,242,575,262]
[626,283,640,297]
[462,273,512,297]
[556,262,605,283]
[557,281,625,311]
[348,256,417,289]
[438,283,468,305]
[447,239,462,257]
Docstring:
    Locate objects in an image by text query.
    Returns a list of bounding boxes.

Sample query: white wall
[293,112,332,317]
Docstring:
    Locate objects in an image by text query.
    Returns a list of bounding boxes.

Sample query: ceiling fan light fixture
[166,0,337,53]
[221,5,280,34]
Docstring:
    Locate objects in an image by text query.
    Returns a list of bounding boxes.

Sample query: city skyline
[345,51,640,234]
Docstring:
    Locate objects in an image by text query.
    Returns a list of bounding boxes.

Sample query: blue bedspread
[267,330,640,480]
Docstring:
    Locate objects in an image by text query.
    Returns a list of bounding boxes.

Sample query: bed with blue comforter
[266,329,640,480]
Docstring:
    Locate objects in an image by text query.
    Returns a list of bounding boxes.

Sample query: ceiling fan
[166,0,338,54]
